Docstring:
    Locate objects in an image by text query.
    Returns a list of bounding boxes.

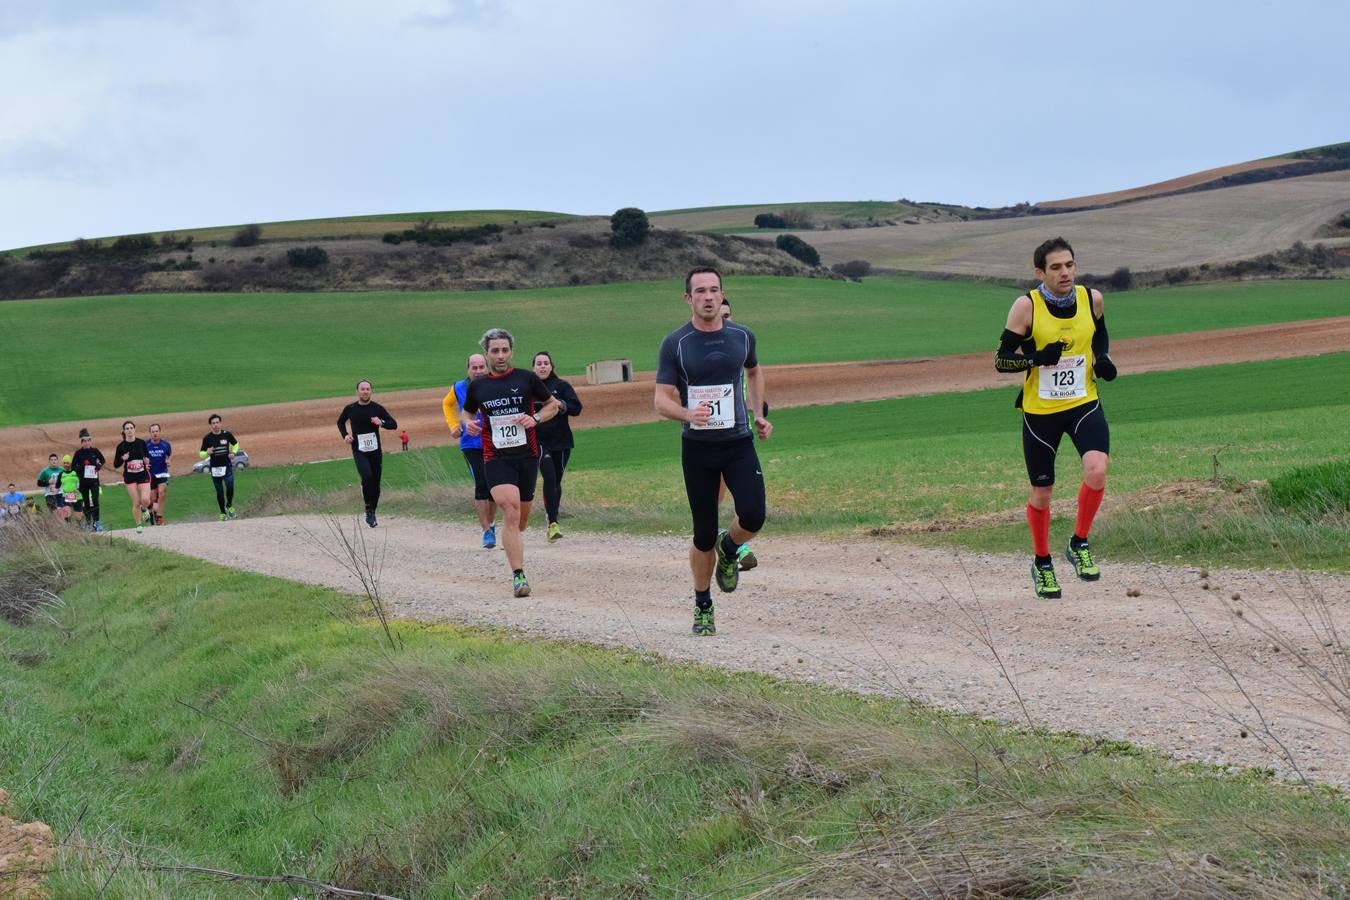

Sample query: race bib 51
[687,383,735,430]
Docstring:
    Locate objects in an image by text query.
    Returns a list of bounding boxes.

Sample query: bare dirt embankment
[0,788,54,899]
[129,516,1350,785]
[3,316,1348,478]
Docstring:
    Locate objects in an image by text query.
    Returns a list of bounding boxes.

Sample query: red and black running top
[462,368,552,461]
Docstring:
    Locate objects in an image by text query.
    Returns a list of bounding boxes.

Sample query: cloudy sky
[3,0,1347,250]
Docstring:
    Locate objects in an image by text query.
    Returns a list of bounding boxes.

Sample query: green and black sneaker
[512,572,531,598]
[1065,539,1101,581]
[1031,561,1062,600]
[692,606,716,636]
[714,530,739,593]
[736,544,758,572]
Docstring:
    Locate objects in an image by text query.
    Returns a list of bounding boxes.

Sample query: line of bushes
[381,224,503,246]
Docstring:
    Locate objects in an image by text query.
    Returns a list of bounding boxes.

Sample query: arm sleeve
[95,450,105,467]
[562,381,582,417]
[744,329,759,370]
[113,445,125,469]
[442,390,460,431]
[380,404,398,430]
[530,374,551,403]
[1092,313,1110,358]
[336,406,350,438]
[461,381,480,415]
[994,329,1034,373]
[655,334,679,385]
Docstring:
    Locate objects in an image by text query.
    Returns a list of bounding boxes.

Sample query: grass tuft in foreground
[0,531,1346,897]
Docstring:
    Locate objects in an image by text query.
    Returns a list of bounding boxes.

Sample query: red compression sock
[1026,504,1051,557]
[1075,484,1105,540]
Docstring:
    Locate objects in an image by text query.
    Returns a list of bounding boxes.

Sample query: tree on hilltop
[610,207,650,249]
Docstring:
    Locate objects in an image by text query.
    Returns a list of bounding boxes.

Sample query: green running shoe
[547,521,562,543]
[692,606,716,636]
[218,513,228,522]
[714,530,739,593]
[512,572,531,598]
[1032,561,1062,600]
[736,544,758,572]
[227,507,237,519]
[1065,540,1101,581]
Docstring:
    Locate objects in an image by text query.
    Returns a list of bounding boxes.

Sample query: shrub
[110,234,157,254]
[831,259,871,279]
[610,207,650,248]
[286,246,329,269]
[382,232,403,244]
[775,233,820,267]
[778,206,815,229]
[1107,266,1133,291]
[231,224,263,247]
[754,213,788,229]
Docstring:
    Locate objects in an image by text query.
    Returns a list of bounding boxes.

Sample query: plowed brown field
[2,317,1347,478]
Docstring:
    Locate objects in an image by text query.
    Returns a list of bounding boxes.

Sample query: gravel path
[127,515,1349,785]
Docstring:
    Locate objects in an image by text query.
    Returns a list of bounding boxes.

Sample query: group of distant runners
[26,417,244,533]
[7,236,1118,629]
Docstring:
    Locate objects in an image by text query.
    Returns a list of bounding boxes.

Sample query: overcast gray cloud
[2,0,1347,249]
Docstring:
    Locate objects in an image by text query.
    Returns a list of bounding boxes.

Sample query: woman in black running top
[114,420,153,532]
[531,351,582,542]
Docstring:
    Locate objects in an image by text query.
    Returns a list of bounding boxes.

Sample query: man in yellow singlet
[995,237,1118,599]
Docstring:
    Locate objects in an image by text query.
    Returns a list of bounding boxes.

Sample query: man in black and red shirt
[461,327,561,597]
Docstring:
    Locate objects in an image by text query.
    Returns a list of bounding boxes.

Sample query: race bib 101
[1039,355,1088,401]
[489,414,526,449]
[357,432,379,453]
[687,383,735,430]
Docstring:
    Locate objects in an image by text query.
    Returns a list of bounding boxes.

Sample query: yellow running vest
[1022,286,1098,415]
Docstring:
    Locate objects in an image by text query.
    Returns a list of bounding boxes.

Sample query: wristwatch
[532,412,542,423]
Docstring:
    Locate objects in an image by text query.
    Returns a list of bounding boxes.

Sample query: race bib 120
[687,383,735,430]
[1039,355,1088,401]
[489,415,526,449]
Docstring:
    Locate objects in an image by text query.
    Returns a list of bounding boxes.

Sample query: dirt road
[129,516,1350,785]
[4,317,1348,478]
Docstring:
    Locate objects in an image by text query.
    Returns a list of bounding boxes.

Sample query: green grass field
[133,354,1350,571]
[2,536,1345,896]
[2,277,1346,426]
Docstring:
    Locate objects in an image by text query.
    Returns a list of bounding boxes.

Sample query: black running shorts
[484,455,539,502]
[1021,400,1110,487]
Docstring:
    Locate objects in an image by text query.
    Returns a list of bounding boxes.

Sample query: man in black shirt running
[199,414,242,520]
[461,328,562,597]
[337,379,399,527]
[656,267,772,636]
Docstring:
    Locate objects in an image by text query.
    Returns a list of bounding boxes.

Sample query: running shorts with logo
[484,456,540,502]
[657,321,767,551]
[1022,401,1110,486]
